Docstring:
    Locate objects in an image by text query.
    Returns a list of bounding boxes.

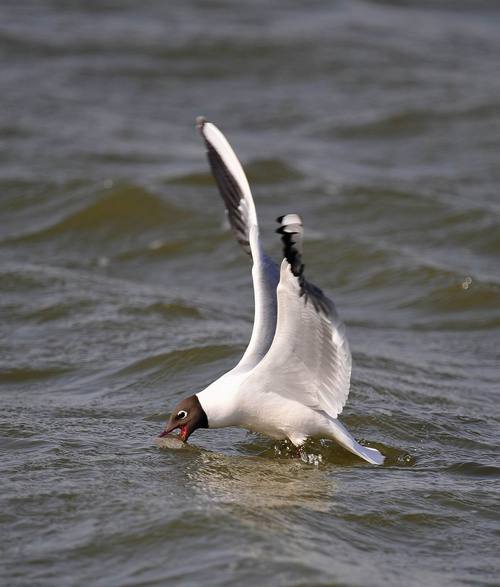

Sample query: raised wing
[244,214,352,418]
[197,117,279,371]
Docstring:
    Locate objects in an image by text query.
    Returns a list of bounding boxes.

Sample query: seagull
[159,117,384,465]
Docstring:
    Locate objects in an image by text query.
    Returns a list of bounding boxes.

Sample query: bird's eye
[177,410,188,419]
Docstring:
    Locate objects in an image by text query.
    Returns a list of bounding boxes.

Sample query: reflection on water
[187,451,334,514]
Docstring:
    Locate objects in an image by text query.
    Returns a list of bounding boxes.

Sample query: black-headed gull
[159,118,384,465]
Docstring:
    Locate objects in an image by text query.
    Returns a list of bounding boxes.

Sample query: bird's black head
[159,395,208,442]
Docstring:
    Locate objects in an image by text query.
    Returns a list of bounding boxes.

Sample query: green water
[1,1,499,586]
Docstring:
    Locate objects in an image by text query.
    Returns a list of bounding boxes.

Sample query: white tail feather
[328,418,385,465]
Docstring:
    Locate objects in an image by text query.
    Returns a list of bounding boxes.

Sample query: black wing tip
[196,117,210,141]
[275,213,329,315]
[275,214,303,237]
[196,116,207,129]
[275,213,303,230]
[276,213,304,278]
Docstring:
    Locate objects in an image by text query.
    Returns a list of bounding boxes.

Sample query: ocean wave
[5,183,191,244]
[117,345,237,376]
[445,461,500,478]
[0,366,72,384]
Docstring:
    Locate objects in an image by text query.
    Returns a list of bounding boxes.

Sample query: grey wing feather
[245,214,352,417]
[198,117,253,256]
[205,139,251,255]
[197,118,280,371]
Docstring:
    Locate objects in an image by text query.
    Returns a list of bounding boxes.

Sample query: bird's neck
[196,375,243,429]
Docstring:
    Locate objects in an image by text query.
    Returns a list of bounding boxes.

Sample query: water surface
[1,1,499,586]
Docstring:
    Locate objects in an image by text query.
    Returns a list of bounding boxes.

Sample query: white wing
[244,214,352,418]
[197,118,279,371]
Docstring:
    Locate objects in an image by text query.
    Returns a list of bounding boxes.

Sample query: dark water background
[1,1,499,586]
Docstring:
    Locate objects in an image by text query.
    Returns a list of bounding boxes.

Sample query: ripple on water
[117,344,237,376]
[444,462,500,478]
[5,183,191,243]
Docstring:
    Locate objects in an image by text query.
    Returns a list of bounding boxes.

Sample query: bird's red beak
[158,423,189,442]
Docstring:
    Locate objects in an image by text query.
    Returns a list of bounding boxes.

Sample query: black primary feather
[276,214,331,315]
[198,118,251,256]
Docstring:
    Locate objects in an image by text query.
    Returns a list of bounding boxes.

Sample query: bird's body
[160,118,385,465]
[195,260,384,465]
[200,373,337,444]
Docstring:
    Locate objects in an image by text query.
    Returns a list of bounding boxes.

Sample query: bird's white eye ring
[177,410,188,419]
